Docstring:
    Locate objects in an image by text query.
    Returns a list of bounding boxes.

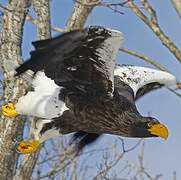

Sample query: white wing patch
[114,66,176,95]
[15,72,68,118]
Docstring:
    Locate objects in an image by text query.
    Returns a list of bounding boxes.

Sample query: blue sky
[1,0,181,179]
[46,1,181,179]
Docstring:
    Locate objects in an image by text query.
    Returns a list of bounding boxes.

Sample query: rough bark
[0,0,30,179]
[65,0,98,31]
[13,0,51,179]
[31,0,51,39]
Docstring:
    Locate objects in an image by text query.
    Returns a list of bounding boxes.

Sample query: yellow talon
[17,140,40,154]
[2,103,18,117]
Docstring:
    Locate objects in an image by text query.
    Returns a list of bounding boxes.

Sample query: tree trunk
[0,0,30,179]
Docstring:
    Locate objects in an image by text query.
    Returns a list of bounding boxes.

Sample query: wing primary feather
[15,29,88,76]
[32,30,81,50]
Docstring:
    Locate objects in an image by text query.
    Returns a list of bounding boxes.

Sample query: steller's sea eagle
[2,26,176,154]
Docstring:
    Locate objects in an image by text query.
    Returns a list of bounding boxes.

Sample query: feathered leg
[17,111,75,154]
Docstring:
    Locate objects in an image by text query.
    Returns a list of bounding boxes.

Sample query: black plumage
[15,26,168,152]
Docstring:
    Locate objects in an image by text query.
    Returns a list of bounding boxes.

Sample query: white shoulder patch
[15,72,68,118]
[114,66,176,95]
[32,71,60,93]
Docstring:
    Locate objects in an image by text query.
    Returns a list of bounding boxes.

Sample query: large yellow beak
[148,123,168,140]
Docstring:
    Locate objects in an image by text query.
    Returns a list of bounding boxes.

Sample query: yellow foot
[17,140,40,154]
[2,103,18,117]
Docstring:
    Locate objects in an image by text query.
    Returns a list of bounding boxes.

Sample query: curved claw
[2,103,18,117]
[17,140,40,154]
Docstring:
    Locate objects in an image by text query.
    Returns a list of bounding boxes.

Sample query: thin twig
[72,0,131,14]
[72,0,101,6]
[26,14,65,33]
[118,137,142,153]
[167,87,181,98]
[139,0,157,24]
[173,171,176,180]
[102,136,154,180]
[138,140,145,180]
[119,47,167,71]
[93,155,122,180]
[0,4,8,12]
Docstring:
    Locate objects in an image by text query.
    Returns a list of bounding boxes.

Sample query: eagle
[2,26,176,154]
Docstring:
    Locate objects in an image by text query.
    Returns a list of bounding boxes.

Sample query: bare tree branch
[26,14,65,33]
[14,0,52,179]
[138,140,145,180]
[171,0,181,18]
[173,171,176,180]
[0,0,30,179]
[119,47,167,71]
[13,148,42,180]
[0,3,9,12]
[72,0,100,6]
[31,0,51,39]
[66,0,98,31]
[102,136,155,180]
[127,0,181,63]
[72,0,129,15]
[167,87,181,98]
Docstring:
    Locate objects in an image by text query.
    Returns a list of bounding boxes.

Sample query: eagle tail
[72,131,100,152]
[15,60,35,76]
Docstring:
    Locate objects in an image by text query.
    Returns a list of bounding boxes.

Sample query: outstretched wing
[73,66,176,151]
[16,26,124,97]
[114,65,176,100]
